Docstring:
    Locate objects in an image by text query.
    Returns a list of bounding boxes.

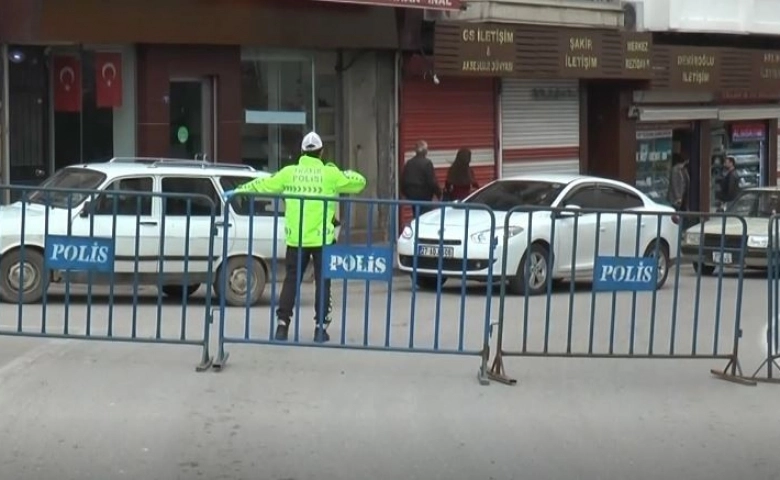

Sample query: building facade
[0,0,423,227]
[407,0,780,215]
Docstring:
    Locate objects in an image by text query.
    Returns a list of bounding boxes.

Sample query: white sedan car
[682,187,779,274]
[397,174,680,295]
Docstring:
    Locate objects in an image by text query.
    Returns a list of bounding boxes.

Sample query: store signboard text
[622,32,652,77]
[668,47,721,91]
[560,31,604,77]
[752,51,780,93]
[459,26,515,74]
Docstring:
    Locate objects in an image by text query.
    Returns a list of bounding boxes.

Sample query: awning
[635,106,719,122]
[312,0,462,11]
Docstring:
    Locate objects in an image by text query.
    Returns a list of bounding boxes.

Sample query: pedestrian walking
[716,155,740,210]
[224,132,367,343]
[400,140,441,216]
[443,148,479,202]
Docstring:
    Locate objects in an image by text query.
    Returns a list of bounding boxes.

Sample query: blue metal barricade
[0,184,216,370]
[212,193,497,383]
[750,214,780,383]
[487,207,755,386]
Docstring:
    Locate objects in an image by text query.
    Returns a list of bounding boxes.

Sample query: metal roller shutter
[501,78,580,178]
[399,73,497,228]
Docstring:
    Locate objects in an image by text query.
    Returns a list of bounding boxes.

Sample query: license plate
[712,251,733,264]
[417,245,455,258]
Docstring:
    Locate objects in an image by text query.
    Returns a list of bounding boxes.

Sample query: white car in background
[0,157,292,306]
[682,187,780,274]
[397,174,680,295]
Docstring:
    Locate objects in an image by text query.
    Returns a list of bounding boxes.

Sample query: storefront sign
[667,47,721,90]
[458,25,516,75]
[559,30,603,77]
[731,123,766,142]
[753,51,780,93]
[622,32,652,78]
[312,0,462,10]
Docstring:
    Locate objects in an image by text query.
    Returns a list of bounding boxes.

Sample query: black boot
[275,320,289,341]
[313,325,330,343]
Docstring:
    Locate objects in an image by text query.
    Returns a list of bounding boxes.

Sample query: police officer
[224,132,366,343]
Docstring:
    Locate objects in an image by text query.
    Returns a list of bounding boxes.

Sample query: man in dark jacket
[717,156,740,208]
[400,140,441,214]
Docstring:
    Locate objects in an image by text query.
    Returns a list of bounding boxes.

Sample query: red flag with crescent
[95,52,123,108]
[53,55,82,112]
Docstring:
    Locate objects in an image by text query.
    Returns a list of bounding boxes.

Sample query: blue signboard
[44,235,115,273]
[593,256,657,292]
[322,245,393,281]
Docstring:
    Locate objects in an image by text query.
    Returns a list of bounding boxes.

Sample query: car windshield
[25,168,107,208]
[727,191,780,218]
[465,180,566,211]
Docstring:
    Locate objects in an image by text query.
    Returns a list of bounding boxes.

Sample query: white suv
[0,157,294,306]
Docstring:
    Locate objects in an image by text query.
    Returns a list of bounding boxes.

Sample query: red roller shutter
[398,55,498,229]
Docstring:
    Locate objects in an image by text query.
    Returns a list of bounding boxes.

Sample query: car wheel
[215,256,267,307]
[692,262,716,276]
[644,241,670,289]
[161,284,201,299]
[0,248,47,304]
[413,275,447,291]
[508,243,551,296]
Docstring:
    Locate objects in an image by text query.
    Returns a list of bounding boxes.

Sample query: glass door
[169,78,214,160]
[241,55,314,172]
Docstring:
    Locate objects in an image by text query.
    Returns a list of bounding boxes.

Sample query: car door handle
[214,222,232,227]
[599,227,607,232]
[139,221,158,226]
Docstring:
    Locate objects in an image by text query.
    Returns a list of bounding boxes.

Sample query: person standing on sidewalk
[716,156,740,210]
[224,132,367,343]
[400,140,441,215]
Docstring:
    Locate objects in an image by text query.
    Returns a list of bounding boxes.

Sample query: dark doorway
[7,45,48,187]
[169,80,205,159]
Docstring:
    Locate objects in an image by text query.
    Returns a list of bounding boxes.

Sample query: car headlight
[401,225,413,240]
[470,226,524,244]
[748,235,769,249]
[685,232,701,245]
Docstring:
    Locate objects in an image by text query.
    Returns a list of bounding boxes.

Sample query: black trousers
[277,246,332,325]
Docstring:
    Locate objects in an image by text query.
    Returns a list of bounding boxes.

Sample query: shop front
[425,22,653,188]
[632,45,780,211]
[0,0,401,210]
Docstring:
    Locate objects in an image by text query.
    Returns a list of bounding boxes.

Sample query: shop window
[53,50,114,171]
[710,122,767,211]
[635,129,673,205]
[240,56,314,172]
[316,73,338,163]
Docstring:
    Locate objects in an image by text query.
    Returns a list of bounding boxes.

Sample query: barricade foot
[745,356,780,384]
[487,351,517,386]
[710,358,757,386]
[212,351,230,372]
[196,352,213,372]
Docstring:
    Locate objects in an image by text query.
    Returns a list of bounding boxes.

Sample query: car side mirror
[557,204,582,218]
[79,201,92,218]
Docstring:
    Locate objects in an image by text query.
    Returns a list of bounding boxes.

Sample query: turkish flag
[95,52,123,108]
[53,56,82,112]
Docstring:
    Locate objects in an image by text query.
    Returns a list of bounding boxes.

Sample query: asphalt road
[0,265,778,480]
